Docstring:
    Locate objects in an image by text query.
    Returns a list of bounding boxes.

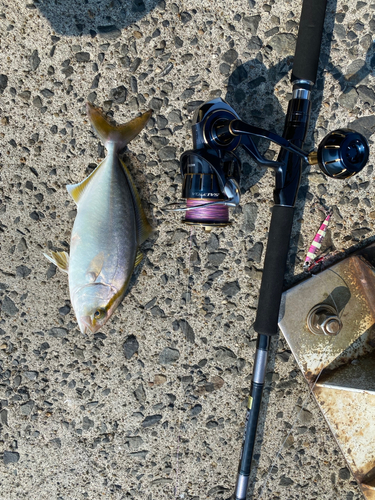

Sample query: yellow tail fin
[86,103,152,152]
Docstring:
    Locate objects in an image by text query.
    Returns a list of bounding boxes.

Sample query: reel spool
[180,149,241,229]
[309,129,369,179]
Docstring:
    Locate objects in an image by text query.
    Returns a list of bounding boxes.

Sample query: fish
[44,103,153,334]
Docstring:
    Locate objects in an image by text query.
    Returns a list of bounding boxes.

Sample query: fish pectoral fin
[86,252,105,282]
[43,251,69,273]
[120,159,153,245]
[135,250,143,267]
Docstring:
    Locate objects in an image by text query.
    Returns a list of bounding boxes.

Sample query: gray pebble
[270,33,296,55]
[215,346,237,364]
[247,242,263,263]
[24,371,38,380]
[59,304,71,316]
[219,63,231,75]
[338,88,358,110]
[109,86,127,104]
[242,203,258,233]
[339,467,351,480]
[16,265,31,278]
[142,414,162,427]
[159,62,173,77]
[179,319,195,343]
[48,327,68,338]
[97,25,121,39]
[3,451,19,465]
[41,88,54,98]
[357,85,375,105]
[222,49,238,64]
[30,49,40,70]
[130,57,142,73]
[149,97,163,111]
[20,400,34,416]
[247,36,263,51]
[222,281,240,297]
[190,404,202,416]
[0,74,8,94]
[170,228,188,242]
[167,110,181,124]
[33,96,43,108]
[134,384,146,403]
[279,475,294,486]
[123,334,139,359]
[180,12,192,24]
[186,100,204,113]
[1,296,19,316]
[243,15,261,34]
[75,52,90,62]
[0,408,8,425]
[207,233,219,251]
[348,115,375,139]
[46,263,56,279]
[82,416,94,430]
[158,146,176,160]
[150,305,164,317]
[159,347,180,365]
[208,252,226,266]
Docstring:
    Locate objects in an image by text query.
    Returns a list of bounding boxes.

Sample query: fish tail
[86,102,152,152]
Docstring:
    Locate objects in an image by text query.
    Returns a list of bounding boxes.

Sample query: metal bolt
[307,304,342,336]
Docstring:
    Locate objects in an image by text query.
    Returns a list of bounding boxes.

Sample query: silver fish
[44,103,153,334]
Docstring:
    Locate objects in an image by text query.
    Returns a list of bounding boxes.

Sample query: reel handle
[308,129,369,179]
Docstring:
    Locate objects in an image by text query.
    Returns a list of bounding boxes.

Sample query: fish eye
[93,309,106,320]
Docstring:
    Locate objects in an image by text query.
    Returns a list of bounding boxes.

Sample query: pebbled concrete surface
[0,0,374,499]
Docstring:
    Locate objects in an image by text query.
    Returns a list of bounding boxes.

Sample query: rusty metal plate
[279,256,375,381]
[279,255,375,500]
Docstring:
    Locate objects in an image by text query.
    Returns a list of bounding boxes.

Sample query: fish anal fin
[135,250,143,267]
[43,251,69,273]
[120,158,153,245]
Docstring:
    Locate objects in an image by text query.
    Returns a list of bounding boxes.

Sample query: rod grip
[292,0,327,84]
[253,205,295,336]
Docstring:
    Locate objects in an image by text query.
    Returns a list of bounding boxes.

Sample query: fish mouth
[78,315,103,334]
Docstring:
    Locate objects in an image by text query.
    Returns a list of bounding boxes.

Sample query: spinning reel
[169,97,369,229]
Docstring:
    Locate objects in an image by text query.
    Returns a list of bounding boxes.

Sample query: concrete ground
[0,0,373,498]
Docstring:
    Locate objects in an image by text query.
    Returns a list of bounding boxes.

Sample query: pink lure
[304,213,331,269]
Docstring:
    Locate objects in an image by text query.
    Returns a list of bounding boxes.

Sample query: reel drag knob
[308,129,369,179]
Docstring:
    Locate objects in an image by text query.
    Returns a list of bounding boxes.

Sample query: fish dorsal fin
[120,158,153,245]
[86,103,152,153]
[135,250,143,267]
[43,251,69,273]
[66,160,104,204]
[86,252,105,282]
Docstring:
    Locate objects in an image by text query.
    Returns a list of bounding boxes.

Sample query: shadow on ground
[32,0,163,36]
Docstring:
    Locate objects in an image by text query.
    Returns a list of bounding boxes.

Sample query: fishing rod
[167,0,370,498]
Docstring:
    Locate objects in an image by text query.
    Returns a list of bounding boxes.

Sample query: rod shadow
[32,0,164,36]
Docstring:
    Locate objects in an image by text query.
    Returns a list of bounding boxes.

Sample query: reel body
[170,97,369,228]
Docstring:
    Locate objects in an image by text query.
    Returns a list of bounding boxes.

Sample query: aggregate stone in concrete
[0,0,372,499]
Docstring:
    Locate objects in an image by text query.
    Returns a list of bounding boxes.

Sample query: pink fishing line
[185,199,229,222]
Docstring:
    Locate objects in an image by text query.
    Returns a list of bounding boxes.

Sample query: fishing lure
[304,210,332,270]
